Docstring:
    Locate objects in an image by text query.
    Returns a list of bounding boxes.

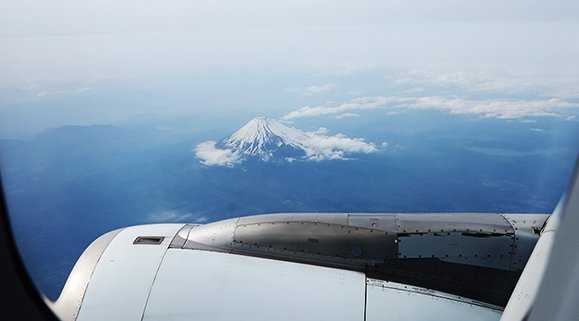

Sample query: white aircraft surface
[46,162,579,321]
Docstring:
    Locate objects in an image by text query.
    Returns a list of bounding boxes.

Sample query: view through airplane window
[0,1,578,302]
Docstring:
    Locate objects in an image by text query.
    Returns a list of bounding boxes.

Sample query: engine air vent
[133,236,165,245]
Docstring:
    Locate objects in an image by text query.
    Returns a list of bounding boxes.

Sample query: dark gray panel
[234,222,398,261]
[398,232,514,270]
[348,214,397,232]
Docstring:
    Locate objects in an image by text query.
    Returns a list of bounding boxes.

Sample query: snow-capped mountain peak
[222,117,308,160]
[195,117,377,166]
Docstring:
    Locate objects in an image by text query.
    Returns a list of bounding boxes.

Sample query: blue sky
[0,1,578,137]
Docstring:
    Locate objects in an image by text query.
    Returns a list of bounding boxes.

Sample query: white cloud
[399,87,425,94]
[282,96,407,120]
[195,141,241,167]
[147,210,209,223]
[285,83,334,96]
[393,69,579,98]
[310,63,377,78]
[304,83,334,95]
[335,112,359,119]
[395,70,516,92]
[282,95,579,120]
[33,87,92,98]
[303,132,377,161]
[403,96,577,119]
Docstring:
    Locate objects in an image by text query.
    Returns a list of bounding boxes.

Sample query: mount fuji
[220,117,308,161]
[195,117,377,166]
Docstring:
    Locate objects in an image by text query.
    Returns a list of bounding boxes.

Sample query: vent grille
[133,236,165,245]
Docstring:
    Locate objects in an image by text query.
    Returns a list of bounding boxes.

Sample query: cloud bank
[393,69,579,98]
[282,96,579,120]
[195,141,241,167]
[303,132,377,161]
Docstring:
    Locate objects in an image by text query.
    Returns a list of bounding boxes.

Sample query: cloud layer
[282,96,579,120]
[303,132,376,161]
[393,69,579,98]
[285,83,334,96]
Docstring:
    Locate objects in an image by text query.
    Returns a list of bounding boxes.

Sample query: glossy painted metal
[75,224,185,321]
[366,278,502,321]
[142,249,366,321]
[48,228,124,321]
[529,162,579,321]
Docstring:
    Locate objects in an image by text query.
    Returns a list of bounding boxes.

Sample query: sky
[0,0,578,137]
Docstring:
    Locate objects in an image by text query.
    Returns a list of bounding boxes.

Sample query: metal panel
[529,161,579,321]
[509,230,539,270]
[49,228,124,321]
[76,224,185,321]
[238,213,348,225]
[234,221,397,261]
[501,214,547,270]
[183,218,238,250]
[398,232,515,270]
[169,224,195,249]
[501,214,548,232]
[500,230,557,321]
[499,205,563,321]
[366,279,502,321]
[348,214,397,231]
[395,213,514,234]
[142,249,366,321]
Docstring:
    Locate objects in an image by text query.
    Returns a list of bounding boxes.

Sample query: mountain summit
[196,117,377,167]
[220,117,308,161]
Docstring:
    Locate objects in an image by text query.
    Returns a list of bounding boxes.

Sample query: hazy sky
[0,1,578,137]
[2,0,579,37]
